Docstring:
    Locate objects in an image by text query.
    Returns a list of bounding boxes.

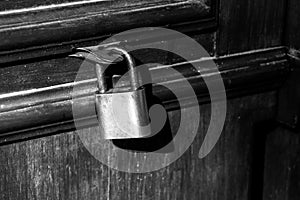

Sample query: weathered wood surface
[0,0,89,11]
[277,57,300,129]
[0,0,296,199]
[217,0,286,55]
[0,92,277,200]
[263,128,300,200]
[0,47,289,144]
[0,0,215,64]
[285,0,300,50]
[0,33,215,94]
[262,1,300,199]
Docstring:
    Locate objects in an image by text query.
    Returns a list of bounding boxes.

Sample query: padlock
[95,47,152,139]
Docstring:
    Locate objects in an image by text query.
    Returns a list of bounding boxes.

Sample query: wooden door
[0,0,299,199]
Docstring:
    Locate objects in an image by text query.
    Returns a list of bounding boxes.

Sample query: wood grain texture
[263,128,300,200]
[0,0,294,199]
[217,0,286,55]
[0,47,289,144]
[266,2,300,197]
[284,0,300,50]
[0,0,90,11]
[277,56,300,129]
[0,33,215,94]
[0,0,214,57]
[0,91,277,200]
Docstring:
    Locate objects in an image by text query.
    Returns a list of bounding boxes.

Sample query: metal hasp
[94,47,152,139]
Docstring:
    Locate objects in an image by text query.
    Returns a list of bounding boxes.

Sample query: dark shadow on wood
[249,120,279,200]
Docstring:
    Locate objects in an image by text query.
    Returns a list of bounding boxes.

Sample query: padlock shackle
[95,63,107,93]
[106,47,139,91]
[70,46,139,92]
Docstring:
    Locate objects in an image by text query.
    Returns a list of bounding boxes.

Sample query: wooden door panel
[0,0,298,199]
[263,128,300,200]
[261,1,300,199]
[0,33,215,95]
[0,92,276,200]
[217,0,286,55]
[0,47,288,144]
[0,0,215,58]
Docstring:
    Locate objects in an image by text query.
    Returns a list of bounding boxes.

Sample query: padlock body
[95,87,151,139]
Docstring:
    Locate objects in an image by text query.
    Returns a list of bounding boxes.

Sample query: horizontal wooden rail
[0,47,290,145]
[0,0,216,64]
